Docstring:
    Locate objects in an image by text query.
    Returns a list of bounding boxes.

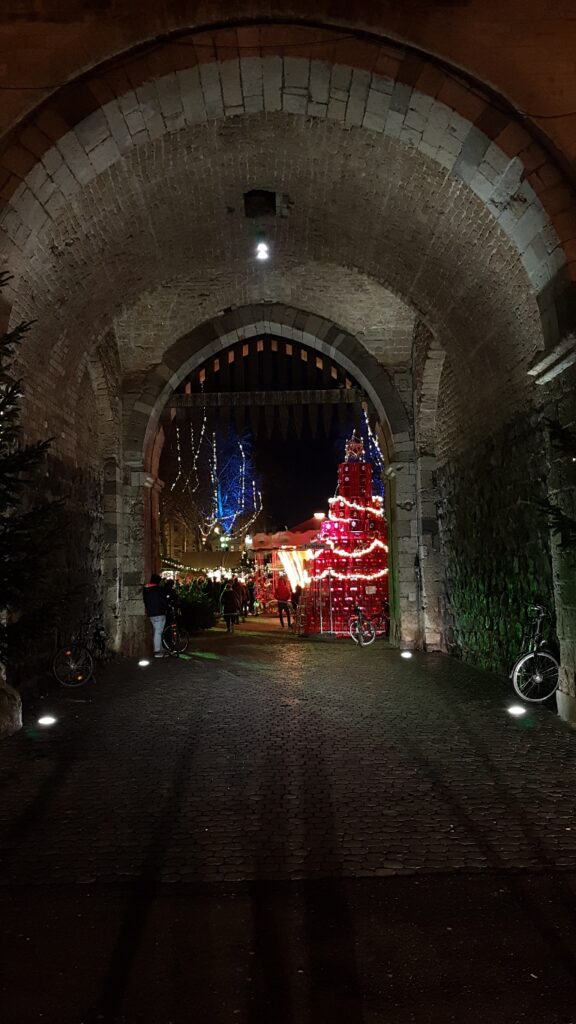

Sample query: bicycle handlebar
[528,604,549,618]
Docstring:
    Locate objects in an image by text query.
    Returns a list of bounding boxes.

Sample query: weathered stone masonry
[1,19,576,725]
[437,415,554,675]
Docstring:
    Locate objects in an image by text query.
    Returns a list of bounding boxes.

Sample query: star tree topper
[345,430,365,462]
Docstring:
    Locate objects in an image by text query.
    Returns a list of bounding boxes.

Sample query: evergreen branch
[1,320,37,347]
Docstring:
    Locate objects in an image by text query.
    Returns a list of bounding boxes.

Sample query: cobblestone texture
[2,622,576,887]
[4,621,576,1024]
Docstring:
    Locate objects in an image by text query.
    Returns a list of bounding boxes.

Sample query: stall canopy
[251,516,322,551]
[162,550,243,571]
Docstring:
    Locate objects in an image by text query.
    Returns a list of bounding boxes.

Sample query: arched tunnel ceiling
[12,110,543,436]
[113,265,416,375]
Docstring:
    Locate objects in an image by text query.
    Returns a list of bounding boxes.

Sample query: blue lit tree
[162,420,263,549]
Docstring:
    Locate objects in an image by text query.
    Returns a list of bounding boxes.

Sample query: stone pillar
[546,392,576,724]
[553,538,576,725]
[150,478,164,574]
[103,457,122,651]
[120,465,153,656]
[414,453,445,650]
[389,431,420,648]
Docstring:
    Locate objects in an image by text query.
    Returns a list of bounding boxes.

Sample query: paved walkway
[2,619,576,1023]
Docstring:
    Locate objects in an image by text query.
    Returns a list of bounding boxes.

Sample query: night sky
[253,427,345,530]
[160,410,379,535]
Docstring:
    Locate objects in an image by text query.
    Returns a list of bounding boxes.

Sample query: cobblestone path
[2,620,576,1023]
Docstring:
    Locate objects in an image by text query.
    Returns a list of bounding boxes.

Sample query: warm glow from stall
[278,548,310,590]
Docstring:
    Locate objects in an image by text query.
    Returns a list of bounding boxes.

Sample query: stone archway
[2,19,575,716]
[120,307,415,653]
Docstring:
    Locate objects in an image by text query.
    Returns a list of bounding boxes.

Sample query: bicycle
[510,604,559,703]
[162,611,190,655]
[52,619,107,687]
[349,605,376,647]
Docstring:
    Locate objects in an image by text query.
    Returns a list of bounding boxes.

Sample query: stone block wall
[540,363,576,715]
[437,413,553,674]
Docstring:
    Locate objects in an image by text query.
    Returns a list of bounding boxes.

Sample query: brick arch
[418,337,446,458]
[0,28,574,345]
[72,345,119,463]
[119,305,418,653]
[124,307,411,472]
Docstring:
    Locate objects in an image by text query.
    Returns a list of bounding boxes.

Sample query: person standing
[274,575,292,629]
[247,577,256,615]
[291,584,302,612]
[240,580,248,620]
[231,576,243,625]
[143,573,168,658]
[220,583,237,633]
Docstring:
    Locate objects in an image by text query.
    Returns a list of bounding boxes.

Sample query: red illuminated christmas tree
[304,432,389,634]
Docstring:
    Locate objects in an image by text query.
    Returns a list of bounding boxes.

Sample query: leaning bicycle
[52,619,107,687]
[349,605,376,647]
[510,604,559,703]
[162,611,190,656]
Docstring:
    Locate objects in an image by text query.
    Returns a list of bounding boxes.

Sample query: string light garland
[311,538,389,558]
[170,424,183,492]
[328,496,384,517]
[308,567,388,582]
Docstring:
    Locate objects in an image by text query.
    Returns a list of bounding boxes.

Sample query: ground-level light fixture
[138,659,150,667]
[256,241,270,260]
[508,704,527,717]
[313,512,325,520]
[38,715,57,726]
[400,651,413,659]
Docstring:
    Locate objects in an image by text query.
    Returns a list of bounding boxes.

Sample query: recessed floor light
[508,705,527,717]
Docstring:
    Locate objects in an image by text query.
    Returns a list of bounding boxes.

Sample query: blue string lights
[168,414,262,545]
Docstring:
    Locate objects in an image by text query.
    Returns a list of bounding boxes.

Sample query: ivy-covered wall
[437,412,554,674]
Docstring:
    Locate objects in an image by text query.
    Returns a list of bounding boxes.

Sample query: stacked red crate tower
[304,432,389,634]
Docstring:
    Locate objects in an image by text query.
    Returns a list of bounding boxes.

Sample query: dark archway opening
[156,334,386,565]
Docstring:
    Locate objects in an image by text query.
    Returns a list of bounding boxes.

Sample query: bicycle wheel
[162,625,190,654]
[53,645,94,686]
[350,618,376,646]
[360,620,376,646]
[512,650,559,703]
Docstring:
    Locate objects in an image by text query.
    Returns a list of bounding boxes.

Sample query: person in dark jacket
[143,573,168,657]
[231,576,243,624]
[220,583,237,633]
[247,578,256,615]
